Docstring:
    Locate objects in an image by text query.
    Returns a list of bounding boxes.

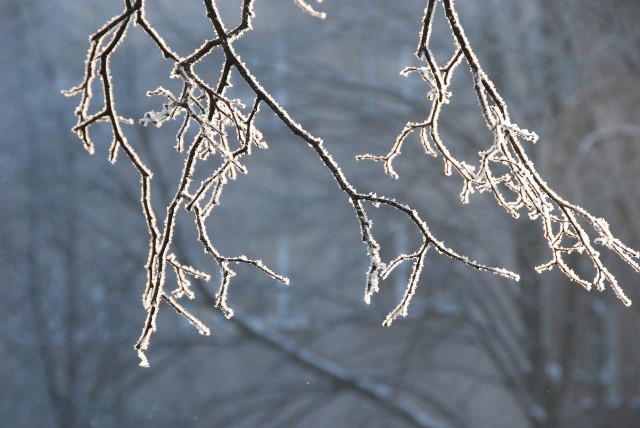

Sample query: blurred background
[1,0,639,427]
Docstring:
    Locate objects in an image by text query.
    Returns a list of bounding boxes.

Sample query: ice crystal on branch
[293,0,326,20]
[66,0,637,367]
[358,0,640,305]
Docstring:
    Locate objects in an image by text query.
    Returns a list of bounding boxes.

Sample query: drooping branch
[66,0,518,365]
[359,0,639,305]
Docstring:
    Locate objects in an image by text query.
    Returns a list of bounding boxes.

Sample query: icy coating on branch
[358,0,640,305]
[65,0,520,366]
[293,0,326,20]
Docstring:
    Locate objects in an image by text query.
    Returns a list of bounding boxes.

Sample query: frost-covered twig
[66,0,518,366]
[293,0,326,20]
[359,0,639,305]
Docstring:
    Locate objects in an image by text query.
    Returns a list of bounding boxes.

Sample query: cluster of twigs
[67,0,639,366]
[66,0,518,366]
[359,0,639,305]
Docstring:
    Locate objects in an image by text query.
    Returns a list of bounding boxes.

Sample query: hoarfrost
[65,0,638,366]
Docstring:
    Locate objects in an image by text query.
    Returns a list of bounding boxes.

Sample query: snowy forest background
[2,0,640,427]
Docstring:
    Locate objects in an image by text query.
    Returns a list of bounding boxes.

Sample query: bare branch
[359,0,639,305]
[64,0,639,379]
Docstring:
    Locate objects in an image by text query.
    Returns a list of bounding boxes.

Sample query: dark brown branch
[67,0,519,366]
[360,0,639,304]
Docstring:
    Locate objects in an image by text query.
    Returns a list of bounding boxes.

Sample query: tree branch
[359,0,639,304]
